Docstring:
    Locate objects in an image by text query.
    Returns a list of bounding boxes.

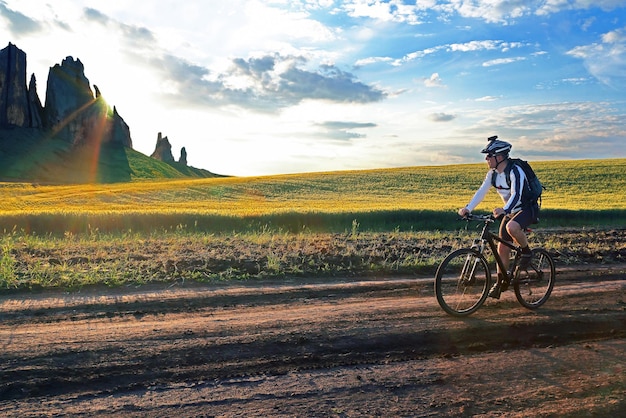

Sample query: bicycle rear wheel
[514,248,555,309]
[435,248,491,316]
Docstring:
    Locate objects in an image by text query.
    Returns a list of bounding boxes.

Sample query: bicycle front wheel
[435,248,491,316]
[514,248,555,309]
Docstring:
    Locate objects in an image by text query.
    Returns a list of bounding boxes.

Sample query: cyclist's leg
[508,209,534,269]
[498,217,513,273]
[506,219,529,248]
[490,218,512,298]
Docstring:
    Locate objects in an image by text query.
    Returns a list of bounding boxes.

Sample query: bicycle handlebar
[459,213,498,222]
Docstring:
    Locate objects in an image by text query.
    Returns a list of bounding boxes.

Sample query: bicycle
[434,213,555,317]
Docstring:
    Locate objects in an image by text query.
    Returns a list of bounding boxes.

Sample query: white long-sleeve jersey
[465,164,527,215]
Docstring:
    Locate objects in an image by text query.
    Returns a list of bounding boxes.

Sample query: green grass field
[0,158,624,289]
[0,158,624,234]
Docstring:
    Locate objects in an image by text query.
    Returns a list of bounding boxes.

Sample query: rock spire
[151,132,175,162]
[0,42,42,128]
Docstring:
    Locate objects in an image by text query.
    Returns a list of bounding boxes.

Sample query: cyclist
[457,136,533,299]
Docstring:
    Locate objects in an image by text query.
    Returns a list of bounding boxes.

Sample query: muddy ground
[1,264,625,417]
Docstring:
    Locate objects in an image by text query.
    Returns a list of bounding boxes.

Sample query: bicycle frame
[475,218,522,283]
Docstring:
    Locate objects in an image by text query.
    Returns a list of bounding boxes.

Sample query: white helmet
[481,135,511,156]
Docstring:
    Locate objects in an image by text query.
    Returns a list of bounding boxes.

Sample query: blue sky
[1,0,625,176]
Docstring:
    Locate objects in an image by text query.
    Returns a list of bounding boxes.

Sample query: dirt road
[1,265,625,417]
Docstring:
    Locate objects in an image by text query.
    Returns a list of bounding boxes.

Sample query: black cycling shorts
[499,207,535,242]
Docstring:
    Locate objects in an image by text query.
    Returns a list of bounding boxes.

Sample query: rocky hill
[0,43,217,183]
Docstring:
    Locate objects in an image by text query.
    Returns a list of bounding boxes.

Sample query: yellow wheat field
[0,159,624,217]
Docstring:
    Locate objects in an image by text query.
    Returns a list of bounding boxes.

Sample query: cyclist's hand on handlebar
[493,207,505,219]
[458,207,470,218]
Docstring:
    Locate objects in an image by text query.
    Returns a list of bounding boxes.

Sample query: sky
[1,0,625,176]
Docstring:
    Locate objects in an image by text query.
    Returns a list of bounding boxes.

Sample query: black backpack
[491,158,545,207]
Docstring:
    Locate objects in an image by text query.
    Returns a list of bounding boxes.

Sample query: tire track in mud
[1,268,625,403]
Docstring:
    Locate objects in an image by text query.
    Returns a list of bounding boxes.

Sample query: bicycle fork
[461,240,484,284]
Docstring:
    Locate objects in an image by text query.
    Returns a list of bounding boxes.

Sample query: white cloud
[430,100,626,165]
[312,121,377,141]
[0,1,44,35]
[537,0,626,16]
[475,96,500,101]
[391,47,439,66]
[449,40,529,52]
[562,77,592,85]
[424,72,444,87]
[342,0,426,25]
[466,101,626,152]
[446,0,626,23]
[242,0,338,43]
[339,0,626,25]
[581,16,596,31]
[448,40,500,52]
[602,27,626,43]
[149,53,387,111]
[383,39,529,67]
[450,0,532,23]
[429,112,456,122]
[567,27,626,88]
[482,56,526,67]
[354,56,393,67]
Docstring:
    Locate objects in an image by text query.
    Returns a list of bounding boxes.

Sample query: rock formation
[151,134,189,166]
[1,43,132,149]
[110,106,132,148]
[0,42,205,182]
[0,42,42,128]
[42,56,132,148]
[42,56,94,130]
[27,74,43,128]
[150,132,175,162]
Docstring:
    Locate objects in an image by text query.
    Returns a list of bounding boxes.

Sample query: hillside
[126,148,224,180]
[0,127,221,183]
